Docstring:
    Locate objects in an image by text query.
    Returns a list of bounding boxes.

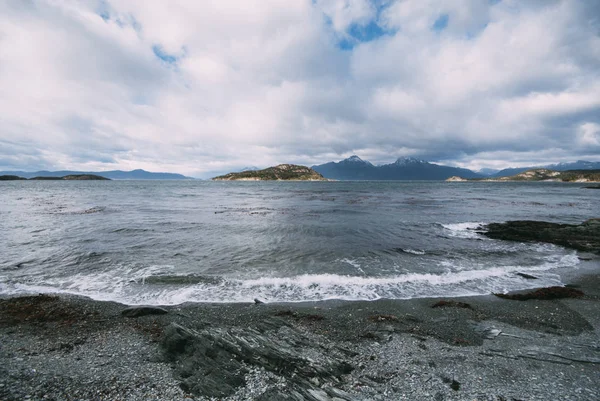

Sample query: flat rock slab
[480,219,600,252]
[121,306,169,318]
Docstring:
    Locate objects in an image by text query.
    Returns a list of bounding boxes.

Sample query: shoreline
[2,262,599,400]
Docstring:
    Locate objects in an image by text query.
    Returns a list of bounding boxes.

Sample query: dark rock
[160,321,355,398]
[431,300,473,309]
[121,306,168,318]
[516,272,538,280]
[480,219,600,253]
[441,376,461,391]
[583,185,600,189]
[368,314,398,322]
[274,310,325,322]
[254,298,264,304]
[494,286,584,301]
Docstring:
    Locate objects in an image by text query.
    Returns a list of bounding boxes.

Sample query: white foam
[0,251,577,305]
[339,258,366,274]
[0,243,581,305]
[402,248,426,255]
[441,222,486,239]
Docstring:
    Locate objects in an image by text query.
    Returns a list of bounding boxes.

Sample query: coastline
[2,260,599,400]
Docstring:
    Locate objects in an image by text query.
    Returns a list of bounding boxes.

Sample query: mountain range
[0,169,193,180]
[311,157,600,181]
[312,156,483,180]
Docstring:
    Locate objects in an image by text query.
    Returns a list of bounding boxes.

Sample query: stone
[121,306,168,318]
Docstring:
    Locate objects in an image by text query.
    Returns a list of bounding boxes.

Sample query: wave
[441,222,486,239]
[398,248,426,255]
[0,252,578,305]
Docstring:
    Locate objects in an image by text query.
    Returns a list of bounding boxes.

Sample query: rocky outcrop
[213,164,328,181]
[479,219,600,253]
[495,286,584,301]
[161,320,356,399]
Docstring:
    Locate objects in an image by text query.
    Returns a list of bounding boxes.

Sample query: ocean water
[0,180,597,305]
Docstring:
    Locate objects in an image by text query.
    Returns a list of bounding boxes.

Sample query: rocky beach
[2,260,599,401]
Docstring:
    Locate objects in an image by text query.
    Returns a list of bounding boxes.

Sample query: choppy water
[0,180,597,305]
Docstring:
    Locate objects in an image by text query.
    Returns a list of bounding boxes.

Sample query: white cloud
[579,122,600,147]
[0,0,599,177]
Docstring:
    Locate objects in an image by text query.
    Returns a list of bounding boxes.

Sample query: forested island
[212,164,328,181]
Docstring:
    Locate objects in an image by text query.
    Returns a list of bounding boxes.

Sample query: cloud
[0,0,599,177]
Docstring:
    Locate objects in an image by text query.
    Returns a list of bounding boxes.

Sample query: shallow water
[0,180,597,304]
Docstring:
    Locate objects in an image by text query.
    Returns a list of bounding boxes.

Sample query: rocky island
[213,164,328,181]
[446,168,600,182]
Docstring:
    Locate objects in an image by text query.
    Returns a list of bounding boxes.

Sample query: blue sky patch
[432,14,449,32]
[96,0,110,22]
[339,21,393,50]
[152,45,178,64]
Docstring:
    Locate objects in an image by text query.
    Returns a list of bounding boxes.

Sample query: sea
[0,180,597,305]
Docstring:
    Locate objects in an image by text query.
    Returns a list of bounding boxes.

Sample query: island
[29,174,110,181]
[446,168,600,182]
[0,175,27,180]
[212,164,328,181]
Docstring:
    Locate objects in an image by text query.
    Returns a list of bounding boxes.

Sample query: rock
[483,328,502,339]
[368,314,398,322]
[494,286,584,301]
[516,272,538,280]
[480,219,600,253]
[160,321,355,399]
[121,306,168,318]
[254,298,264,305]
[431,300,472,309]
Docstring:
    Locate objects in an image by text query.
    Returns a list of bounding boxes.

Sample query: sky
[1,0,599,178]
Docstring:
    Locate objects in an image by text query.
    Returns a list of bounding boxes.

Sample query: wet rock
[516,273,538,280]
[431,300,472,309]
[121,306,168,318]
[368,314,398,322]
[160,321,355,399]
[494,286,584,301]
[480,219,600,253]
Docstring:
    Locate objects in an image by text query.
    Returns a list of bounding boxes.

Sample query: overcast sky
[1,0,599,177]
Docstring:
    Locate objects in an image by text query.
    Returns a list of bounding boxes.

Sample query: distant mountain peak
[341,155,373,166]
[394,156,427,165]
